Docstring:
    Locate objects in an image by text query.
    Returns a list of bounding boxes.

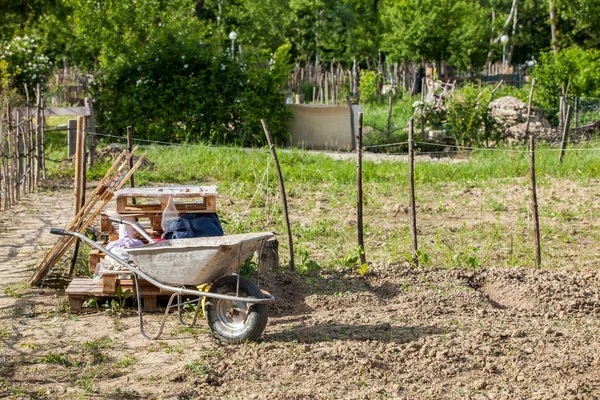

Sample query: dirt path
[0,187,72,309]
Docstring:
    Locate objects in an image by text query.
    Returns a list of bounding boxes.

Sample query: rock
[474,379,488,390]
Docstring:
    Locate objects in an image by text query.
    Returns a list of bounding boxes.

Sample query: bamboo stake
[530,135,541,268]
[356,113,367,266]
[261,119,294,271]
[559,105,573,164]
[408,118,419,266]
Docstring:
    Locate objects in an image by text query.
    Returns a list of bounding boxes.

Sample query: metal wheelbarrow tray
[50,225,276,342]
[125,232,274,286]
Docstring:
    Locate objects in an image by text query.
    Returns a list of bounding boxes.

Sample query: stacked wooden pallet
[66,186,219,311]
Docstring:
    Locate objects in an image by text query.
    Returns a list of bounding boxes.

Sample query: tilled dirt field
[2,263,600,399]
[2,180,600,399]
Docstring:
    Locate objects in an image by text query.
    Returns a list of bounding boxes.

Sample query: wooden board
[66,278,176,312]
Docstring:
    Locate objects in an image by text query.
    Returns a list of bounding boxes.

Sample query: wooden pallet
[66,278,178,312]
[115,186,217,214]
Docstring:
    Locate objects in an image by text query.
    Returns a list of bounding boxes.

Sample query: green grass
[42,135,600,271]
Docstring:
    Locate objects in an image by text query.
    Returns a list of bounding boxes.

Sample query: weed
[184,360,211,376]
[83,338,112,351]
[116,354,139,367]
[76,365,101,394]
[41,352,72,366]
[296,249,320,275]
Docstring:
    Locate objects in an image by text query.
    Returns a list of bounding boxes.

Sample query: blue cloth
[163,213,224,239]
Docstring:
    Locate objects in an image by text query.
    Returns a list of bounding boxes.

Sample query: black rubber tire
[204,275,268,343]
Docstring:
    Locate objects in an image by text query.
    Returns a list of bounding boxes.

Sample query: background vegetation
[2,0,600,145]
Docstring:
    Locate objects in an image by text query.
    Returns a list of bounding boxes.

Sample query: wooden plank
[102,275,117,293]
[31,150,146,284]
[14,107,90,117]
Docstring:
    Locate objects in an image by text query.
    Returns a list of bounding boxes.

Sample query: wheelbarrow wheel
[204,275,268,343]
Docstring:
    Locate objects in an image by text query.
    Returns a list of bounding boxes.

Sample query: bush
[0,35,52,92]
[92,28,292,146]
[534,47,600,124]
[359,70,381,103]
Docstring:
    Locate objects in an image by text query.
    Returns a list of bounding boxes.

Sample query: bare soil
[1,184,600,400]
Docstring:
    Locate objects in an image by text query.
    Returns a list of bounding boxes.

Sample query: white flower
[184,64,188,69]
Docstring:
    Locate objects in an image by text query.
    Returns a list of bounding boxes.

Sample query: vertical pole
[69,115,86,275]
[127,126,136,205]
[524,78,536,138]
[35,84,42,185]
[68,119,77,157]
[559,105,573,163]
[530,135,541,268]
[356,113,367,266]
[386,94,393,144]
[346,96,356,150]
[420,77,426,140]
[261,119,294,271]
[408,118,419,266]
[574,97,579,131]
[16,112,23,200]
[41,91,46,180]
[85,97,96,166]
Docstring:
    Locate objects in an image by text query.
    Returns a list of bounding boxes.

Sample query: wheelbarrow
[50,220,275,343]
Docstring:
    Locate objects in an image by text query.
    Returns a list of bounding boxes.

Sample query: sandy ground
[0,187,73,309]
[1,184,600,399]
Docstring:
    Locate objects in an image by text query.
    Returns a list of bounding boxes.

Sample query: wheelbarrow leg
[134,273,179,340]
[175,294,202,327]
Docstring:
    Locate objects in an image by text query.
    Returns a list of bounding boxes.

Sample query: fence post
[35,84,43,184]
[408,118,419,266]
[524,78,536,137]
[261,119,294,271]
[386,94,393,143]
[85,97,96,166]
[356,112,367,266]
[530,135,541,268]
[68,119,77,157]
[559,105,573,164]
[69,115,87,274]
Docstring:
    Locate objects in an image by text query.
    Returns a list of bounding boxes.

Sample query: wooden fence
[0,86,46,211]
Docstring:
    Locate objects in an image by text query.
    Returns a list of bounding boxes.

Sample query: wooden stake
[574,97,579,131]
[524,78,536,138]
[85,97,96,166]
[69,115,86,275]
[127,126,136,205]
[530,135,541,268]
[386,94,393,143]
[356,113,367,266]
[261,119,294,271]
[408,118,419,266]
[346,96,356,150]
[559,105,573,164]
[35,84,42,185]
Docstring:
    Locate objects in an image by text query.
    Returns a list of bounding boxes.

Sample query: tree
[381,0,490,72]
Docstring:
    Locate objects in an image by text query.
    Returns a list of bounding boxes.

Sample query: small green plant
[116,354,139,367]
[41,352,72,367]
[358,263,369,276]
[83,338,112,351]
[342,246,365,268]
[184,360,211,376]
[104,286,131,317]
[296,249,320,275]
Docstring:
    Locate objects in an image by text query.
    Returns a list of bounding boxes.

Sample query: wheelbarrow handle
[49,228,67,236]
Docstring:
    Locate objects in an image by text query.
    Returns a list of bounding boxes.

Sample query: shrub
[359,70,381,103]
[534,47,600,124]
[0,35,52,92]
